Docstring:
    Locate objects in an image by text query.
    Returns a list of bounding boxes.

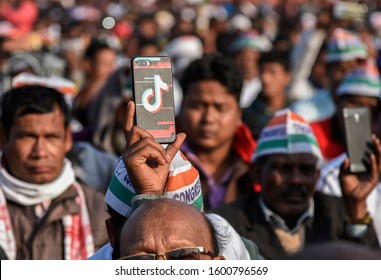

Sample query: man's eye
[216,105,228,112]
[301,166,316,175]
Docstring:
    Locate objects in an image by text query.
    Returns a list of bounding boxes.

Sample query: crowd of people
[0,0,381,260]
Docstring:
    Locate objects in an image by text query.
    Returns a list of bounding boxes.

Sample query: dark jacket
[213,191,380,259]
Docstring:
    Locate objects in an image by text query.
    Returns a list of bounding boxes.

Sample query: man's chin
[26,174,57,184]
[278,202,309,217]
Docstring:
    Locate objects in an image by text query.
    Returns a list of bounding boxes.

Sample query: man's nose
[31,138,47,157]
[202,106,217,123]
[286,167,305,186]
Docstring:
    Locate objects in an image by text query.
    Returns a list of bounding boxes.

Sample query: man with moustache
[213,109,381,259]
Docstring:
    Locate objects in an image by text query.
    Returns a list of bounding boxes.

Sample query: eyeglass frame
[118,246,216,260]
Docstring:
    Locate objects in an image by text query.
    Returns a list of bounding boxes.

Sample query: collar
[258,196,314,234]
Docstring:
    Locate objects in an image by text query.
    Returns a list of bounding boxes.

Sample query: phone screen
[131,56,176,143]
[343,107,372,173]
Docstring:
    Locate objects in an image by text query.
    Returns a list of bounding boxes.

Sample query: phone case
[343,107,372,173]
[131,56,176,143]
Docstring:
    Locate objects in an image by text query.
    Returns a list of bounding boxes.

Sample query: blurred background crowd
[1,0,381,150]
[1,0,381,260]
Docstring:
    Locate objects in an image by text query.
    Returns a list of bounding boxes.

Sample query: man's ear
[105,218,117,249]
[236,107,242,127]
[313,167,320,187]
[249,163,262,184]
[0,124,7,150]
[64,126,73,153]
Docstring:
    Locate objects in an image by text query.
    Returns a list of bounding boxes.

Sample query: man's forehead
[341,95,379,106]
[12,107,66,130]
[266,153,318,164]
[187,80,236,95]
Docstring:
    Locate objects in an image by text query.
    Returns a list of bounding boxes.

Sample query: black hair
[84,39,114,61]
[258,50,291,72]
[0,85,72,138]
[179,54,243,103]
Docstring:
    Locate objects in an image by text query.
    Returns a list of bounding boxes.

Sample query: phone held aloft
[343,107,373,173]
[131,56,176,144]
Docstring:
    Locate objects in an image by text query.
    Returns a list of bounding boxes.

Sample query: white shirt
[240,77,261,108]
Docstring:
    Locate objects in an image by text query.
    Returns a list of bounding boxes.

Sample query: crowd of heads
[0,0,381,261]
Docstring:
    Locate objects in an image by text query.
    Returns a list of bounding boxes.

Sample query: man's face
[179,80,241,152]
[1,105,72,184]
[93,48,116,80]
[260,62,291,98]
[328,60,358,94]
[256,153,319,218]
[234,49,260,80]
[118,201,219,260]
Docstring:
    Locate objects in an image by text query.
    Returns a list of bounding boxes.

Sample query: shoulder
[212,193,259,226]
[79,183,107,211]
[88,243,112,260]
[313,191,346,218]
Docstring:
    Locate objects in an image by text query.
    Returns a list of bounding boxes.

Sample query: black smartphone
[343,107,373,173]
[130,56,176,144]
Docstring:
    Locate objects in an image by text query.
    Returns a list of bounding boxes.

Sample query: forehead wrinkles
[123,207,210,252]
[13,110,65,133]
[267,154,318,166]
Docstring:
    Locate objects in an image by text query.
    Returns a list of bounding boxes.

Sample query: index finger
[124,101,135,137]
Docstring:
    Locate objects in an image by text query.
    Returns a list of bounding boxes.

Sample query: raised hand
[122,101,186,195]
[339,135,381,220]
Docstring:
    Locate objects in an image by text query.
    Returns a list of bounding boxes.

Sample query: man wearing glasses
[117,198,224,260]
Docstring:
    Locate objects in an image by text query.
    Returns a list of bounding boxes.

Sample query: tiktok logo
[142,74,169,113]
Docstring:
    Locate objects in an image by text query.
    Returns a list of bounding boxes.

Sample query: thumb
[165,133,186,161]
[340,157,350,175]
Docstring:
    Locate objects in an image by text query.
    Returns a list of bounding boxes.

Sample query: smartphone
[130,56,176,143]
[343,107,373,173]
[333,1,368,22]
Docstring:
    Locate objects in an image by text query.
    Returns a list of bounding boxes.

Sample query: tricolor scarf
[0,159,94,259]
[105,150,203,217]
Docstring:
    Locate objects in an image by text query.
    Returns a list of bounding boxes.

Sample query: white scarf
[0,159,75,206]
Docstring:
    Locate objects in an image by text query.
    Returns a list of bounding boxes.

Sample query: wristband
[347,212,372,225]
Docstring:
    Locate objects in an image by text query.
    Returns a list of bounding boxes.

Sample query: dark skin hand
[339,134,381,220]
[122,101,186,195]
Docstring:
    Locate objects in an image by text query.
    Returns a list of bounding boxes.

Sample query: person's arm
[339,134,381,246]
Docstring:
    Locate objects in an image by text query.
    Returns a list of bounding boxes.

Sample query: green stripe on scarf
[192,193,204,211]
[108,176,135,207]
[328,46,366,55]
[341,77,381,88]
[256,134,319,151]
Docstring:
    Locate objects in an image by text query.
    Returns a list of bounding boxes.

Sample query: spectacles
[119,246,215,260]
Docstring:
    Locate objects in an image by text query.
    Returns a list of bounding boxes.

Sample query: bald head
[117,199,222,260]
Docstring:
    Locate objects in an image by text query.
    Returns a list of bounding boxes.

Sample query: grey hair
[204,214,231,256]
